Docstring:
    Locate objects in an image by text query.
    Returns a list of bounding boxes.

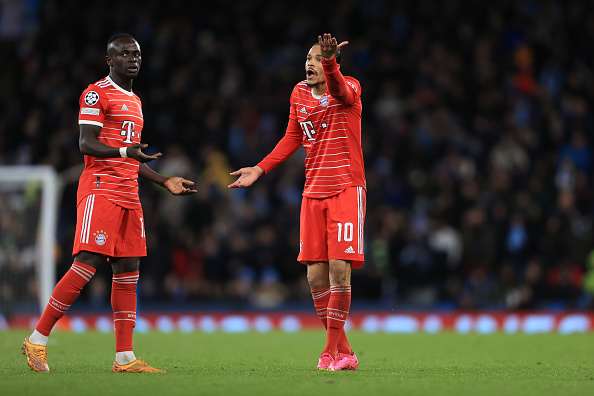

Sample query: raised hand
[126,143,162,163]
[228,166,265,188]
[163,176,197,195]
[318,33,349,60]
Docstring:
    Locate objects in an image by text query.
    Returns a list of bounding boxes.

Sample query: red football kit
[258,58,366,269]
[72,76,146,258]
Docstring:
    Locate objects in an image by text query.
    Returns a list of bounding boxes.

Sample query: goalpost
[0,165,59,318]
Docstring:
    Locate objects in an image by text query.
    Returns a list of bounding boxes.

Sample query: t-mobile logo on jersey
[300,121,316,141]
[121,120,136,143]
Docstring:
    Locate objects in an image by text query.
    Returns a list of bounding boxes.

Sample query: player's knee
[307,273,329,290]
[329,260,351,285]
[74,251,103,269]
[111,257,140,274]
[329,272,350,286]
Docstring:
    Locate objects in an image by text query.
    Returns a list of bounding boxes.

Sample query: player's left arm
[318,33,359,105]
[138,163,197,196]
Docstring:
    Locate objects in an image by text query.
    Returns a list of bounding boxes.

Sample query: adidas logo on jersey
[344,246,355,254]
[300,107,307,114]
[121,104,128,111]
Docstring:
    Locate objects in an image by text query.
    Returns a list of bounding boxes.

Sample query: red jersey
[77,76,144,209]
[257,58,365,198]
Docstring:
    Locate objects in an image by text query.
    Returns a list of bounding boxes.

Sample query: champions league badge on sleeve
[85,91,99,106]
[319,95,329,107]
[93,230,108,246]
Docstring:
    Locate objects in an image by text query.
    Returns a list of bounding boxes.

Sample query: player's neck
[312,82,327,96]
[109,72,133,92]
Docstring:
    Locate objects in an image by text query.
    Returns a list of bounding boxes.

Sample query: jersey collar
[106,76,134,96]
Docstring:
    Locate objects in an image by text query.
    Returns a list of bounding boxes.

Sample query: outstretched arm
[139,163,197,195]
[318,33,348,62]
[228,166,265,188]
[79,124,162,163]
[79,124,196,195]
[228,117,302,188]
[318,33,359,104]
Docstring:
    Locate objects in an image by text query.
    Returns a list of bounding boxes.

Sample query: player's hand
[127,143,163,163]
[318,33,348,60]
[228,166,264,188]
[164,176,197,195]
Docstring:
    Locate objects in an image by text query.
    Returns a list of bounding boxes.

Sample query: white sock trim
[29,330,48,346]
[116,351,137,365]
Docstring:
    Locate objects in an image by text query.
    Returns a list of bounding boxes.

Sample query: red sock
[311,286,352,354]
[311,286,331,327]
[35,262,96,336]
[112,271,139,352]
[323,285,351,357]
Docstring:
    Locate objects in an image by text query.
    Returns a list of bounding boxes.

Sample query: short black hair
[311,43,342,65]
[107,33,137,53]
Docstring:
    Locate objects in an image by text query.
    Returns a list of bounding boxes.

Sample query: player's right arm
[228,119,302,188]
[79,123,161,163]
[227,165,265,188]
[228,91,303,189]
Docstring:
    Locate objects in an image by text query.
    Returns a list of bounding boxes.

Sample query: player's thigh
[298,197,328,263]
[73,194,123,257]
[112,206,147,258]
[326,186,365,267]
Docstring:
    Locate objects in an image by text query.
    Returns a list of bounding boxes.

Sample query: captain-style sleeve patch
[84,91,99,106]
[81,107,100,115]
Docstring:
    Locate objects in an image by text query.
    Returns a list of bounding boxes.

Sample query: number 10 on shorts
[337,222,353,242]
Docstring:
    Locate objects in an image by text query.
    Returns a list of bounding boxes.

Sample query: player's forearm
[79,134,123,158]
[322,58,355,103]
[138,163,167,186]
[257,133,302,174]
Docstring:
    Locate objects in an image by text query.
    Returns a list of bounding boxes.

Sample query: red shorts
[298,186,366,270]
[72,194,147,258]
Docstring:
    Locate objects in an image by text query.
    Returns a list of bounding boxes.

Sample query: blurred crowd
[3,0,594,314]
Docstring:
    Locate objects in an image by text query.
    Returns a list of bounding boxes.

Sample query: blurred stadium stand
[2,0,594,320]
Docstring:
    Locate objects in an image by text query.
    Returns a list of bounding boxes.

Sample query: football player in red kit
[229,33,365,371]
[22,33,196,373]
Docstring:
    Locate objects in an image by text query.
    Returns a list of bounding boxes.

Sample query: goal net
[0,166,58,321]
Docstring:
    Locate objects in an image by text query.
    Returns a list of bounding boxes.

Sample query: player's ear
[106,55,112,66]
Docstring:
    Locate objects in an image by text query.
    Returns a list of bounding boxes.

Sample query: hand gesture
[228,166,264,188]
[318,33,349,60]
[164,176,197,195]
[126,143,163,163]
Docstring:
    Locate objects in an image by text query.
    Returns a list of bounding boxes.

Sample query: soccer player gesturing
[22,34,196,373]
[229,33,365,371]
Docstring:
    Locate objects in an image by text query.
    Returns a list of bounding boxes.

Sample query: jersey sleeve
[256,89,303,173]
[322,58,361,105]
[78,85,107,127]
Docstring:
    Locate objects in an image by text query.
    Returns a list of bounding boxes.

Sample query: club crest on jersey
[85,91,99,106]
[319,95,329,107]
[93,230,108,246]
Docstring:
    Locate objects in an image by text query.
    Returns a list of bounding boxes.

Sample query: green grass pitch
[2,330,594,395]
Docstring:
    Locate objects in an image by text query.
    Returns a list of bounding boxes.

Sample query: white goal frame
[0,165,58,312]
